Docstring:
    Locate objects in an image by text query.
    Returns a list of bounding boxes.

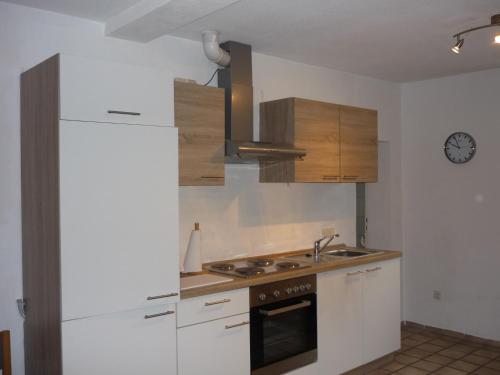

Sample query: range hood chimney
[202,31,306,162]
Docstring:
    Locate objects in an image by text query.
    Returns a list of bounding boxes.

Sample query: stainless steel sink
[285,252,338,264]
[323,249,372,258]
[285,248,379,264]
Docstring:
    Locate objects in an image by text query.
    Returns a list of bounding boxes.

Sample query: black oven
[250,275,317,375]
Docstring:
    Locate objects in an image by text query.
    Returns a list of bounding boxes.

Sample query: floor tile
[396,366,429,375]
[450,344,479,354]
[426,354,455,366]
[403,338,424,347]
[473,349,500,360]
[410,334,433,344]
[449,360,480,373]
[463,355,492,366]
[431,338,457,348]
[440,349,468,359]
[405,348,433,359]
[434,367,468,375]
[411,360,442,372]
[367,369,391,375]
[485,361,500,370]
[395,354,420,365]
[384,361,406,372]
[417,343,444,353]
[472,367,500,375]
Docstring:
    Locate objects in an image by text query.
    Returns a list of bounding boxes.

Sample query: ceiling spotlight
[451,37,464,54]
[451,13,500,54]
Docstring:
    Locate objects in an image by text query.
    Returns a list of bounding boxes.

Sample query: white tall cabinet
[21,54,178,375]
[317,258,401,375]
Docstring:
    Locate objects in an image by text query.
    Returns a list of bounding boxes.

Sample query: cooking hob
[206,257,310,278]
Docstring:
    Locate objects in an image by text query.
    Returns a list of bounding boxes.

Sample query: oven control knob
[259,293,267,301]
[286,287,293,295]
[293,286,299,293]
[273,290,280,298]
[299,285,306,292]
[305,283,312,290]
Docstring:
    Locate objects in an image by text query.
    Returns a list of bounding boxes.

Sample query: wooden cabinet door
[317,266,364,374]
[363,259,401,363]
[294,99,340,182]
[174,81,225,186]
[59,121,179,321]
[340,106,378,182]
[177,313,250,375]
[62,304,177,375]
[60,55,173,126]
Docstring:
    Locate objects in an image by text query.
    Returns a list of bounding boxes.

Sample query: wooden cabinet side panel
[174,81,225,186]
[259,99,295,182]
[294,99,340,182]
[21,54,62,375]
[340,106,378,182]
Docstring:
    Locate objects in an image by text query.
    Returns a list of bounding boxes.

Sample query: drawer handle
[347,270,364,276]
[205,298,231,306]
[225,321,250,330]
[144,310,174,319]
[147,292,178,300]
[259,300,311,317]
[107,110,141,116]
[322,175,339,180]
[365,266,382,272]
[343,176,358,181]
[200,176,224,179]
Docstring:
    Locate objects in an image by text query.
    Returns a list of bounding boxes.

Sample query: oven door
[250,293,317,375]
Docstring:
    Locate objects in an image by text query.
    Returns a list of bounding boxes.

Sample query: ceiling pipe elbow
[202,30,231,67]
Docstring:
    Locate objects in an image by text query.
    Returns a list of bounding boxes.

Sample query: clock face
[444,132,476,164]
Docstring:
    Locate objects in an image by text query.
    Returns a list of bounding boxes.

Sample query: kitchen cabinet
[21,54,179,375]
[177,313,251,375]
[177,288,250,375]
[60,54,173,126]
[62,304,177,375]
[339,105,378,182]
[317,258,400,374]
[174,80,225,186]
[259,98,377,183]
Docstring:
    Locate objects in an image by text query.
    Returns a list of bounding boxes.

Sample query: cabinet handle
[365,267,382,272]
[343,176,358,181]
[144,310,174,319]
[347,270,364,276]
[322,175,339,180]
[225,321,250,330]
[205,298,231,306]
[107,110,141,116]
[147,292,178,300]
[200,176,224,179]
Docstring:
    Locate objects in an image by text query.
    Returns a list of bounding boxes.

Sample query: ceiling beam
[105,0,241,43]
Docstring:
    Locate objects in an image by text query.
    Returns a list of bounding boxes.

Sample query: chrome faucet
[314,234,340,260]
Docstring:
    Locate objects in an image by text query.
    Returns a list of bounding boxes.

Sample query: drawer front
[60,55,173,126]
[177,313,250,375]
[177,288,249,327]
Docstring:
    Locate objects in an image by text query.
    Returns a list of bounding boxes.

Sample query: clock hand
[454,138,461,149]
[448,143,459,149]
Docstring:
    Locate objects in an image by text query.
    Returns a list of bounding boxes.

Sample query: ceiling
[3,0,500,81]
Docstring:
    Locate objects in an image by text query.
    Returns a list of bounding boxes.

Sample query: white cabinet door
[363,259,401,363]
[60,121,179,320]
[177,313,250,375]
[62,304,177,375]
[60,55,173,126]
[318,266,364,375]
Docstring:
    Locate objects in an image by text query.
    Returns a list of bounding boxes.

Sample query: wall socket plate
[322,226,336,237]
[433,290,441,300]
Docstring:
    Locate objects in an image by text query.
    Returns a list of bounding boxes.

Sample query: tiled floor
[369,324,500,375]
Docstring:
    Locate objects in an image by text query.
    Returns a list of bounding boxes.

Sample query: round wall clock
[444,132,476,164]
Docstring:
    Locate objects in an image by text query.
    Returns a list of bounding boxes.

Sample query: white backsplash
[179,164,356,263]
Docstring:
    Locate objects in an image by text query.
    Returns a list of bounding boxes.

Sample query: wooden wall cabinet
[174,81,225,186]
[259,98,378,183]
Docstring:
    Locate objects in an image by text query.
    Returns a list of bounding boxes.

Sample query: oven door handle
[259,300,311,317]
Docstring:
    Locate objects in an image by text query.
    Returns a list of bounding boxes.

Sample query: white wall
[0,2,401,373]
[401,68,500,340]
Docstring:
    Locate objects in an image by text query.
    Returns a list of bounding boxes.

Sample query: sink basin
[285,253,338,265]
[323,249,372,258]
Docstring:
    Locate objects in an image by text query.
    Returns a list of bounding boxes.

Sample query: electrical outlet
[322,226,336,237]
[433,290,441,300]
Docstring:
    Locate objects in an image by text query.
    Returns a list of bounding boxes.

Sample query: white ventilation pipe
[202,30,231,67]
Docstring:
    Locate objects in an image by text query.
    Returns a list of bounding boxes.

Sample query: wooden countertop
[180,245,401,299]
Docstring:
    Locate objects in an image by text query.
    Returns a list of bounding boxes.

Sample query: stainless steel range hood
[216,40,306,162]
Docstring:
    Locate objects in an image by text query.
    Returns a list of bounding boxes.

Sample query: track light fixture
[451,13,500,54]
